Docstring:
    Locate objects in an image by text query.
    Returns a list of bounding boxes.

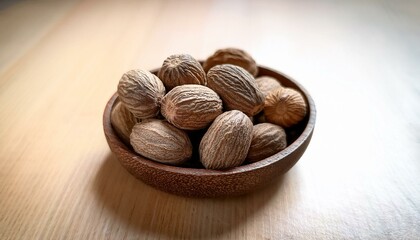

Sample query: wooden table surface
[1,0,419,239]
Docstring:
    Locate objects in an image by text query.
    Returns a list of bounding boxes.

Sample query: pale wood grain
[0,0,80,74]
[1,0,419,239]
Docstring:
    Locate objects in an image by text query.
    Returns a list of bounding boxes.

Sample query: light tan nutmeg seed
[130,119,192,165]
[161,84,223,130]
[207,64,265,116]
[199,110,253,170]
[158,54,206,90]
[117,69,165,119]
[246,123,287,163]
[255,76,282,98]
[264,87,307,127]
[203,48,258,77]
[111,101,139,144]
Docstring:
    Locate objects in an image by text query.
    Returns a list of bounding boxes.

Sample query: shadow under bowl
[103,65,316,198]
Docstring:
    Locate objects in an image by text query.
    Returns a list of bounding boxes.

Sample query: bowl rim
[104,65,316,176]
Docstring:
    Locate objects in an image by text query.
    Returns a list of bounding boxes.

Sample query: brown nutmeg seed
[207,64,264,116]
[246,123,287,163]
[130,119,192,165]
[158,54,206,90]
[203,48,258,77]
[160,84,223,130]
[110,101,139,144]
[117,69,165,119]
[199,110,253,170]
[255,76,282,98]
[264,87,307,127]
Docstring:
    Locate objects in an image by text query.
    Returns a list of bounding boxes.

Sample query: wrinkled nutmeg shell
[255,76,282,98]
[199,110,253,170]
[207,64,265,117]
[160,84,223,130]
[246,123,287,163]
[110,101,139,144]
[130,119,192,165]
[117,69,165,119]
[264,87,307,127]
[203,48,258,77]
[158,54,206,90]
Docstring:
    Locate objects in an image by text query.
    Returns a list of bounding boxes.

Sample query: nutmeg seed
[264,87,307,127]
[130,119,192,165]
[158,54,206,90]
[246,123,287,163]
[199,110,253,170]
[207,64,265,116]
[160,84,223,130]
[255,76,282,98]
[111,101,139,144]
[203,48,258,77]
[117,69,165,119]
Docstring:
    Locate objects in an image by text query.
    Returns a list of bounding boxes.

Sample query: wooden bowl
[103,65,316,198]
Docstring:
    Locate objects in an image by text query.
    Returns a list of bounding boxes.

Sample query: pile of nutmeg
[111,48,307,170]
